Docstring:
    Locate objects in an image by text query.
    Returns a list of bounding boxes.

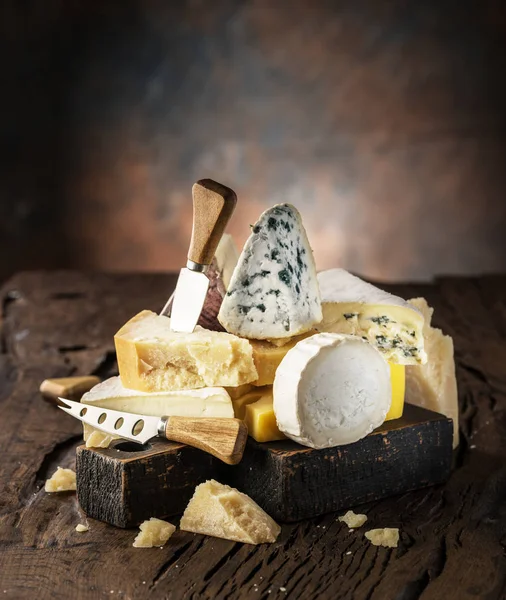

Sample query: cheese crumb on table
[75,524,89,533]
[338,510,368,528]
[44,467,76,492]
[133,518,176,548]
[365,528,400,548]
[180,480,281,544]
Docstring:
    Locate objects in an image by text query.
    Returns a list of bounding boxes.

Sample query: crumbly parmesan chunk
[133,518,176,548]
[365,528,399,548]
[338,510,368,528]
[180,480,280,544]
[75,524,89,533]
[44,467,76,492]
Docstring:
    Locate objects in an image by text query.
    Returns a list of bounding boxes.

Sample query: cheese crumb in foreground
[133,518,176,548]
[75,524,89,533]
[44,467,76,492]
[365,528,399,548]
[338,510,368,528]
[180,480,281,544]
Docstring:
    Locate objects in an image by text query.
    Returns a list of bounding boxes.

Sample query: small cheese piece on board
[250,333,312,386]
[40,376,101,404]
[316,269,426,365]
[218,204,322,339]
[385,363,405,421]
[75,524,89,533]
[115,310,257,392]
[198,234,240,332]
[406,297,459,448]
[232,387,270,420]
[133,518,176,548]
[45,467,76,492]
[365,528,400,548]
[81,376,234,448]
[338,511,368,528]
[274,333,391,449]
[180,480,281,544]
[244,391,285,442]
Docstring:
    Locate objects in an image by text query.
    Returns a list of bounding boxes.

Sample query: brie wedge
[81,376,233,448]
[316,269,427,365]
[273,333,391,449]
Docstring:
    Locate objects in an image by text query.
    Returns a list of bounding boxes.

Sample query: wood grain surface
[1,271,506,599]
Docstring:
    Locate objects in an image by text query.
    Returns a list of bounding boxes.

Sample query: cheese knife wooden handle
[164,416,247,465]
[189,179,237,266]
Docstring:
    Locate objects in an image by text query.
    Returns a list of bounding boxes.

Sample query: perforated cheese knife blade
[161,179,237,332]
[58,397,247,465]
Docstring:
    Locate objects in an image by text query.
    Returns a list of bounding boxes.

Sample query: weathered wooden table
[1,272,505,600]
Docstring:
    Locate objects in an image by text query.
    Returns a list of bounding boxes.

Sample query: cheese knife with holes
[58,398,247,465]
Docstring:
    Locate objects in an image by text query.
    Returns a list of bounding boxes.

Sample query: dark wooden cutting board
[76,403,453,527]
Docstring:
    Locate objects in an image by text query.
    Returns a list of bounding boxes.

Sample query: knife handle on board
[189,179,237,267]
[163,416,248,465]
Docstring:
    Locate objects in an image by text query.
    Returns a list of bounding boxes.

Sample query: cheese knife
[58,397,247,465]
[161,179,237,332]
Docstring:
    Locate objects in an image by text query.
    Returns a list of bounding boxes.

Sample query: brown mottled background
[1,0,505,283]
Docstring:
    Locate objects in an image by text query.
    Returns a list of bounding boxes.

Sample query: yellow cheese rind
[244,392,285,443]
[133,518,176,548]
[405,297,459,448]
[45,467,76,492]
[180,480,281,544]
[114,310,258,392]
[385,363,405,421]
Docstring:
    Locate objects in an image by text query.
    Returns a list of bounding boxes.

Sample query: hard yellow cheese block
[115,310,258,392]
[244,391,286,442]
[232,387,270,420]
[385,363,405,421]
[250,333,311,386]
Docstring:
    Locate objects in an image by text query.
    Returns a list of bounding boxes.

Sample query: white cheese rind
[273,333,391,449]
[218,204,322,339]
[405,297,459,448]
[81,377,234,448]
[316,269,427,365]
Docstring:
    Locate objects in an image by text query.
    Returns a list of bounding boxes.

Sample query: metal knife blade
[58,397,161,444]
[169,265,210,333]
[168,179,237,332]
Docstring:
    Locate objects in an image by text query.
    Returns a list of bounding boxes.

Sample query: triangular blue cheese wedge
[218,204,322,339]
[316,268,427,365]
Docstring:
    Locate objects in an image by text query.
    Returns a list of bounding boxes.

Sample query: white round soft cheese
[273,333,392,449]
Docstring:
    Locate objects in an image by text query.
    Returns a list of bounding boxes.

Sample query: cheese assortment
[316,269,427,365]
[65,192,457,544]
[218,204,322,339]
[115,309,257,392]
[273,333,392,449]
